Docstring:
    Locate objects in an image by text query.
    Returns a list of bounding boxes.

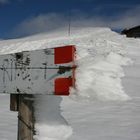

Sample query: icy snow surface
[0,27,140,140]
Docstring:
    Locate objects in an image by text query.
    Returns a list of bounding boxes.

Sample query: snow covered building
[121,25,140,38]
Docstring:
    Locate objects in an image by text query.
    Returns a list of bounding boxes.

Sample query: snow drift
[0,27,131,101]
[1,27,139,140]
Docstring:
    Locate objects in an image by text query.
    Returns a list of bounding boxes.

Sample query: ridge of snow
[0,27,132,101]
[0,27,140,140]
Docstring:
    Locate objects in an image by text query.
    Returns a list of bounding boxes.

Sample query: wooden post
[17,95,35,140]
[10,94,19,111]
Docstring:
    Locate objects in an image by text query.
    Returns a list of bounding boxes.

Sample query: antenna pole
[68,11,71,36]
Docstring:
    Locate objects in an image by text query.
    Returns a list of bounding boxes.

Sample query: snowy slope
[0,27,140,140]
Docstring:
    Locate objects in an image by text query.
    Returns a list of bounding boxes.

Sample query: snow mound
[34,124,72,140]
[71,51,131,101]
[0,27,136,140]
[0,27,132,101]
[34,96,72,140]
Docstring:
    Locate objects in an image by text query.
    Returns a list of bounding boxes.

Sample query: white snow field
[0,27,140,140]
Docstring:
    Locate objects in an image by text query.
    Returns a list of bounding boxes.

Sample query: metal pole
[68,11,71,36]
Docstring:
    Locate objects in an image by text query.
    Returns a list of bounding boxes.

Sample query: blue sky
[0,0,140,39]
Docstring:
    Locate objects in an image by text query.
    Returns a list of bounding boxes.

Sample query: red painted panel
[55,45,76,64]
[55,78,73,95]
